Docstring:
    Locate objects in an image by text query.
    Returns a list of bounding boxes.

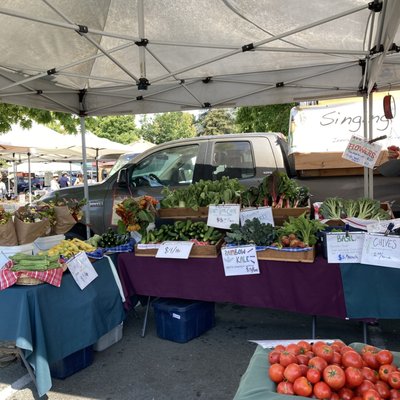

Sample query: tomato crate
[134,238,224,258]
[256,246,316,263]
[158,207,209,219]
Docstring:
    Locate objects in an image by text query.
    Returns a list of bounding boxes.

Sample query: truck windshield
[108,153,139,177]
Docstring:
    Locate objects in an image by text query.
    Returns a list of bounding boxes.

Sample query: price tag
[326,232,365,263]
[156,241,194,259]
[67,251,98,290]
[342,135,382,169]
[221,245,259,276]
[207,204,240,229]
[361,233,400,268]
[240,207,274,226]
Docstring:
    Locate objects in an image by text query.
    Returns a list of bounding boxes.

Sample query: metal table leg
[141,296,152,338]
[363,321,368,344]
[311,315,316,339]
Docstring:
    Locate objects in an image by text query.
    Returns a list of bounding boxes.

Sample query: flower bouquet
[115,196,158,235]
[14,205,51,244]
[0,206,18,246]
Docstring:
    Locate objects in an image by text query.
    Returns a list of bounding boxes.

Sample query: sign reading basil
[221,245,259,276]
[326,232,365,263]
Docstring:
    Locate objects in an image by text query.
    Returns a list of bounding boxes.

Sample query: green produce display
[319,197,391,220]
[97,228,130,248]
[225,218,277,246]
[10,253,61,271]
[160,176,245,210]
[140,220,223,245]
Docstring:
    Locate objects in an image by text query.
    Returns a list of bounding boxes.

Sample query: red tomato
[331,340,346,353]
[338,387,355,400]
[331,393,340,400]
[362,367,379,384]
[316,345,335,363]
[269,350,281,365]
[362,388,382,400]
[388,372,400,390]
[375,380,391,399]
[293,376,313,397]
[354,397,364,400]
[342,351,364,369]
[307,368,322,384]
[333,351,342,365]
[277,381,295,395]
[361,345,379,355]
[346,367,365,388]
[380,365,398,383]
[309,356,329,372]
[280,351,298,367]
[286,343,301,356]
[314,381,333,399]
[269,363,285,383]
[298,341,312,354]
[357,380,376,397]
[298,354,310,365]
[377,351,394,366]
[363,353,380,370]
[284,363,303,383]
[341,346,356,355]
[299,364,309,377]
[275,344,286,352]
[323,365,346,391]
[390,389,400,400]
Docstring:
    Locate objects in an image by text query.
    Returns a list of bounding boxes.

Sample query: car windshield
[108,153,139,178]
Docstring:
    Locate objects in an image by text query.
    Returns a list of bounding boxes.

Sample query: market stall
[0,257,126,397]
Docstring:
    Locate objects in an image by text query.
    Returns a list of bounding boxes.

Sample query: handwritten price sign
[361,233,400,268]
[326,232,365,263]
[156,241,194,259]
[221,245,260,276]
[342,135,382,169]
[207,204,240,229]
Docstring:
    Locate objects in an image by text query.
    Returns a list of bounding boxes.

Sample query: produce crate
[272,201,311,226]
[256,246,316,263]
[33,234,65,255]
[152,298,215,343]
[157,207,209,219]
[49,346,93,379]
[134,239,223,258]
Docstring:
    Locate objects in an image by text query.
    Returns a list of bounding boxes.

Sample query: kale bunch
[225,218,277,246]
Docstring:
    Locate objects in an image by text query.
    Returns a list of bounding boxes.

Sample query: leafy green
[319,197,343,219]
[225,218,277,246]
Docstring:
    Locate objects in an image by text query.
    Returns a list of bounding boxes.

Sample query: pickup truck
[40,133,400,237]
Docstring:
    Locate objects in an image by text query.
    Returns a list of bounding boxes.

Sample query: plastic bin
[0,243,33,257]
[93,323,123,351]
[33,234,65,255]
[49,346,93,379]
[153,298,215,343]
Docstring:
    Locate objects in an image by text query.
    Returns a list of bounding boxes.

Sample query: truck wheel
[65,222,94,241]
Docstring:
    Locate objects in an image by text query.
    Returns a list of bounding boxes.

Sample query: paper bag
[15,217,51,245]
[0,219,18,246]
[53,205,76,235]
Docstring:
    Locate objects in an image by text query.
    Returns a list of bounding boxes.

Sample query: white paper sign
[361,233,400,268]
[156,241,194,259]
[326,232,365,263]
[240,207,274,226]
[207,204,240,229]
[342,135,382,169]
[221,245,259,276]
[367,219,400,234]
[67,251,98,290]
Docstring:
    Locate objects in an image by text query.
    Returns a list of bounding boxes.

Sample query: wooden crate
[256,246,316,263]
[272,201,311,226]
[134,239,223,258]
[158,207,209,219]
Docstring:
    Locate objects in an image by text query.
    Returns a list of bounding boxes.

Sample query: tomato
[363,367,379,384]
[287,343,301,356]
[331,393,340,400]
[375,380,391,399]
[333,351,342,365]
[388,372,400,390]
[297,341,312,354]
[284,363,303,383]
[277,381,295,395]
[307,367,322,384]
[341,346,356,355]
[269,363,285,383]
[269,350,281,365]
[380,365,398,383]
[298,354,310,365]
[323,365,346,391]
[280,351,298,367]
[338,387,355,400]
[357,380,376,397]
[299,364,309,376]
[316,344,335,363]
[314,381,333,399]
[293,376,313,397]
[363,353,380,371]
[390,389,400,400]
[331,340,346,353]
[342,351,364,369]
[362,388,382,400]
[275,344,286,352]
[309,356,329,372]
[354,397,364,400]
[361,345,379,355]
[346,367,365,388]
[377,351,394,366]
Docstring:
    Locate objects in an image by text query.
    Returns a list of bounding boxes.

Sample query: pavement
[1,302,400,400]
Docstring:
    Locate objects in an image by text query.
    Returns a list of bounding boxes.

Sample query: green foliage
[225,218,277,246]
[235,103,295,136]
[195,109,237,136]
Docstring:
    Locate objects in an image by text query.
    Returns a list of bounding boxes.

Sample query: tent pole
[368,93,374,199]
[363,94,369,198]
[80,116,91,239]
[27,152,32,204]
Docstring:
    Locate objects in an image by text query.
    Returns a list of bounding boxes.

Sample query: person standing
[0,177,6,199]
[50,174,60,191]
[74,173,84,186]
[59,172,70,188]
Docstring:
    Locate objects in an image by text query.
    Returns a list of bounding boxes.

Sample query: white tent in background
[8,161,82,174]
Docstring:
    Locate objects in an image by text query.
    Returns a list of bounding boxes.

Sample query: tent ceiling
[0,1,400,116]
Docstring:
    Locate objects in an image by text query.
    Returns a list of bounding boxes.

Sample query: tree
[139,112,196,144]
[196,109,237,136]
[235,104,295,136]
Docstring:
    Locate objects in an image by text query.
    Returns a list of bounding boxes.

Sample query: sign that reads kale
[221,245,259,276]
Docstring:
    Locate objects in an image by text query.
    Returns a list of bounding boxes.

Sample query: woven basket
[15,274,45,286]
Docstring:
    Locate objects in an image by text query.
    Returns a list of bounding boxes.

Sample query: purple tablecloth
[117,254,347,319]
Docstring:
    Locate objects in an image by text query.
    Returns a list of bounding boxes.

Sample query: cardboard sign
[326,232,365,263]
[342,135,382,169]
[67,251,98,290]
[207,204,240,229]
[361,233,400,268]
[240,207,274,226]
[221,245,259,276]
[156,241,194,259]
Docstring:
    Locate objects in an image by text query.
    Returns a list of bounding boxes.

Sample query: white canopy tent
[1,0,400,235]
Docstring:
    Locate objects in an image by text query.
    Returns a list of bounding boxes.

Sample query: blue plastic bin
[50,346,93,379]
[153,298,215,343]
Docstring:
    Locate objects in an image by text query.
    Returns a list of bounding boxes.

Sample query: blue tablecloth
[0,258,126,397]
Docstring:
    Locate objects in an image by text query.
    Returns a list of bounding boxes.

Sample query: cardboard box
[256,246,316,263]
[153,298,215,343]
[50,346,93,379]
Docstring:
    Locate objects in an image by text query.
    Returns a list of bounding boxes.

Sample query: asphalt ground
[1,302,400,400]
